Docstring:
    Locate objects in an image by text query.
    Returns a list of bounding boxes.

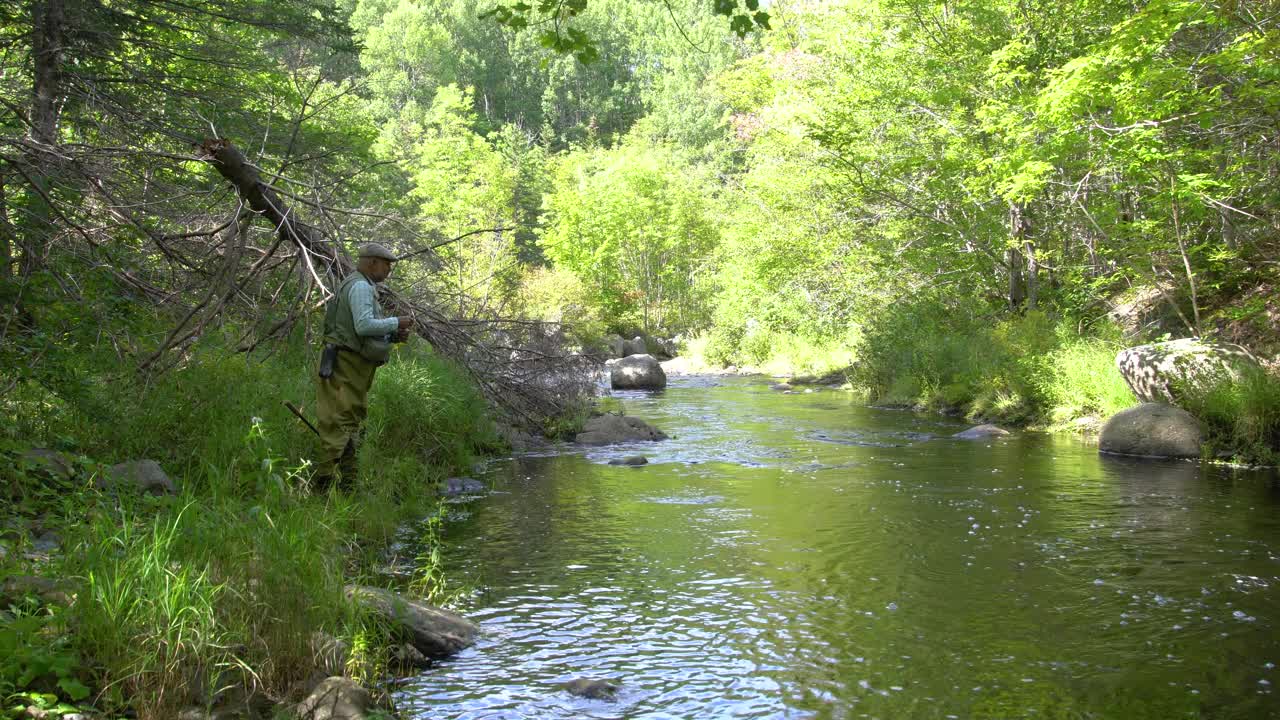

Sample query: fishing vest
[323,272,392,364]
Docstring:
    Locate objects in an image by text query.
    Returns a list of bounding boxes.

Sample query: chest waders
[313,273,382,491]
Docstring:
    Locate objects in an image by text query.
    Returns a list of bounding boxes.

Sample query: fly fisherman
[313,243,412,492]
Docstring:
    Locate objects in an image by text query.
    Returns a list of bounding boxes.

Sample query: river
[395,375,1280,719]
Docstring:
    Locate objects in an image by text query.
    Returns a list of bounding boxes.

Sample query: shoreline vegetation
[2,333,500,720]
[670,306,1279,466]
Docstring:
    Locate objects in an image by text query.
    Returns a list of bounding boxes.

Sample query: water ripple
[397,376,1280,719]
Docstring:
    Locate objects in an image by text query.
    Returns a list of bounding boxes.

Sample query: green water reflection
[397,376,1280,719]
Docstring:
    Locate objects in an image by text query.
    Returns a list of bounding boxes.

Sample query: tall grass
[851,295,1135,427]
[76,505,229,714]
[1035,338,1137,426]
[1179,366,1280,465]
[2,327,496,717]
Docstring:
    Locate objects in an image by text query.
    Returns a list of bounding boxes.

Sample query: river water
[396,375,1280,719]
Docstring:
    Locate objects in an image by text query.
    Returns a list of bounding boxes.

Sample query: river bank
[1,338,498,720]
[670,306,1280,464]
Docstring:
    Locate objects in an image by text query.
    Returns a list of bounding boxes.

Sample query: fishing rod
[394,226,514,262]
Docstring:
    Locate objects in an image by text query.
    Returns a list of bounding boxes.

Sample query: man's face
[368,258,394,282]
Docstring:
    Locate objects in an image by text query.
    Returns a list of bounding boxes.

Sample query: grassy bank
[691,294,1280,464]
[1,330,497,719]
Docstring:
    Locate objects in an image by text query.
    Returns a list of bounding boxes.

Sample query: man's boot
[336,441,358,492]
[311,471,335,494]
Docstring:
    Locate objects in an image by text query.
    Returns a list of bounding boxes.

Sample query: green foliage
[0,317,488,717]
[366,345,499,474]
[375,84,524,310]
[1,612,89,718]
[1179,366,1280,465]
[852,294,1136,427]
[408,505,461,606]
[1034,335,1137,426]
[517,266,608,346]
[539,139,720,335]
[478,0,766,65]
[75,506,230,714]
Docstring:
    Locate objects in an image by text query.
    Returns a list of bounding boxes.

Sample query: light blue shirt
[348,277,399,337]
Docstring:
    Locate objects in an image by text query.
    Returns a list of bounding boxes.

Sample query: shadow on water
[395,376,1280,719]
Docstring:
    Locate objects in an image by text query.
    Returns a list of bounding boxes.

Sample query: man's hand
[397,316,413,330]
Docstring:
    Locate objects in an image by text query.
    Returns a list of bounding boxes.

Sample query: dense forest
[3,0,1279,429]
[2,0,1278,717]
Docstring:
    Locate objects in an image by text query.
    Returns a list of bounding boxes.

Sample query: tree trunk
[1025,240,1038,310]
[22,0,65,276]
[199,139,337,270]
[31,0,64,146]
[0,173,12,282]
[1007,202,1029,311]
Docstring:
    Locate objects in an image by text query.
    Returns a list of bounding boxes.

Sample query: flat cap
[357,242,398,261]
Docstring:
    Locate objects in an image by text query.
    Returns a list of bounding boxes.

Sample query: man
[313,242,412,492]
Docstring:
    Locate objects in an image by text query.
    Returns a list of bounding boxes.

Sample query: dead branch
[196,137,594,427]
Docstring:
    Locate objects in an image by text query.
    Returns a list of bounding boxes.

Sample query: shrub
[852,293,1133,426]
[1180,366,1280,465]
[517,266,608,349]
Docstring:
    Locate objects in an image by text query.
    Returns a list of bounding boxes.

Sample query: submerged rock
[442,476,486,496]
[345,585,477,658]
[608,455,648,466]
[564,678,619,701]
[610,354,667,390]
[1099,403,1203,458]
[952,424,1011,440]
[575,414,668,446]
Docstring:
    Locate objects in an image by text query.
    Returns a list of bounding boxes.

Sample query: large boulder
[98,459,178,496]
[1099,403,1204,458]
[19,449,75,481]
[345,585,477,659]
[294,677,375,720]
[602,333,626,359]
[622,336,648,357]
[1117,338,1261,405]
[1,575,72,608]
[310,633,350,677]
[651,337,678,361]
[610,354,667,390]
[575,414,668,446]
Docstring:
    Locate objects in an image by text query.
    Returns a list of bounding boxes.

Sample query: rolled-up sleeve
[348,280,399,337]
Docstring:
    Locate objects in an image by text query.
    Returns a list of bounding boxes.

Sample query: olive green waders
[315,350,378,491]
